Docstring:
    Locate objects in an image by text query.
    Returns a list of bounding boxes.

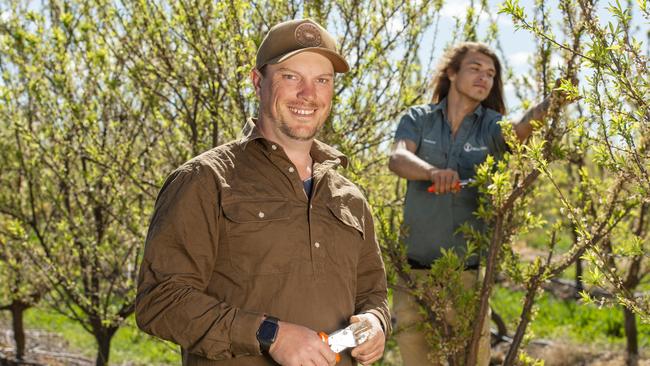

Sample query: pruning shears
[318,320,373,363]
[427,178,475,193]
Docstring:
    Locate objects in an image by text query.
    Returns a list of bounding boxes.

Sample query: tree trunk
[10,301,29,360]
[467,214,505,365]
[503,277,542,366]
[93,327,117,366]
[624,307,638,366]
[574,258,584,297]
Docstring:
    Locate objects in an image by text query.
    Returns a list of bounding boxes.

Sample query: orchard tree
[474,0,650,364]
[0,36,50,363]
[0,1,162,364]
[0,202,48,361]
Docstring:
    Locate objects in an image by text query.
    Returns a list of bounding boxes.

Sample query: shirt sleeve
[486,113,509,158]
[394,107,423,148]
[354,200,392,337]
[135,164,263,360]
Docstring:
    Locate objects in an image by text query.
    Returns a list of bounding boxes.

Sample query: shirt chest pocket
[222,199,295,276]
[323,199,365,280]
[417,138,447,168]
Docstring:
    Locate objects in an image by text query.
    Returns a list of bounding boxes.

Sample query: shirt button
[271,144,277,150]
[258,211,265,218]
[314,242,320,248]
[288,167,295,173]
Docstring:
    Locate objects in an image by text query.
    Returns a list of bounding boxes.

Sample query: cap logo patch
[295,23,322,47]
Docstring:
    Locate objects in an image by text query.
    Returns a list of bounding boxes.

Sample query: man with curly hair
[389,42,570,365]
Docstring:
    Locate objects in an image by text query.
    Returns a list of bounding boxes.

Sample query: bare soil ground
[0,327,92,366]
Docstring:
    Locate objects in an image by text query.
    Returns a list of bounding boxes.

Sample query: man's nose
[297,80,316,101]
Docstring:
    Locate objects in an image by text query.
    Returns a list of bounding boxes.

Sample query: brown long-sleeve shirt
[136,120,391,365]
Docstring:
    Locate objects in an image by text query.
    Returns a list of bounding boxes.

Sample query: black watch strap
[256,316,280,353]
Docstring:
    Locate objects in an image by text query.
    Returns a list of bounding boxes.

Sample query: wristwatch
[256,316,279,353]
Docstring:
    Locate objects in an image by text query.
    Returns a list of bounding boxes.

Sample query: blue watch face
[258,320,278,341]
[257,318,279,349]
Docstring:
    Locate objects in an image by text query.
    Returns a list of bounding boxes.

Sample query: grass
[491,285,650,349]
[14,308,180,365]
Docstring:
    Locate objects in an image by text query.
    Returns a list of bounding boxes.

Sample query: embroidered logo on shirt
[423,138,437,145]
[464,142,488,152]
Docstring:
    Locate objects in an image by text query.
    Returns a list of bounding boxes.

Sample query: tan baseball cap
[255,19,349,73]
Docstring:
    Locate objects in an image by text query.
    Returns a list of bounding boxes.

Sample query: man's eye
[283,74,298,80]
[317,78,330,84]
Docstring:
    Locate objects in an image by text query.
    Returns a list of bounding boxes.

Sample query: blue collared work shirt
[394,98,508,267]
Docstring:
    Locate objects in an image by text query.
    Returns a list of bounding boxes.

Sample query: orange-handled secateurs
[318,320,373,363]
[427,178,475,193]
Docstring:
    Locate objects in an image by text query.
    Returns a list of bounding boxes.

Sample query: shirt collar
[434,97,485,121]
[238,118,349,168]
[238,118,265,149]
[432,97,448,115]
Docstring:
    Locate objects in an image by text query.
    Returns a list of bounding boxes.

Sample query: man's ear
[446,67,457,82]
[251,68,263,98]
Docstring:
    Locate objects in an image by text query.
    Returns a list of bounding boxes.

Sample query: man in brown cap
[136,19,391,366]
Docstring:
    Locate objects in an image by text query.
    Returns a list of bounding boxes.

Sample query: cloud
[440,2,472,18]
[509,51,533,67]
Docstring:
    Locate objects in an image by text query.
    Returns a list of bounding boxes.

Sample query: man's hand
[429,168,460,194]
[349,314,385,365]
[269,321,337,366]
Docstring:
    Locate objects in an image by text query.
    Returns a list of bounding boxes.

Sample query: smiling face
[448,50,496,104]
[252,51,335,143]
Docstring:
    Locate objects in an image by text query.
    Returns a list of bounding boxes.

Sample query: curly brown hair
[431,42,506,115]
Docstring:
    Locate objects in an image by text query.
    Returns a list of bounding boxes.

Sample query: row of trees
[0,0,648,365]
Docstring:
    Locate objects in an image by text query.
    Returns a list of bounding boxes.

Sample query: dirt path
[0,327,92,366]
